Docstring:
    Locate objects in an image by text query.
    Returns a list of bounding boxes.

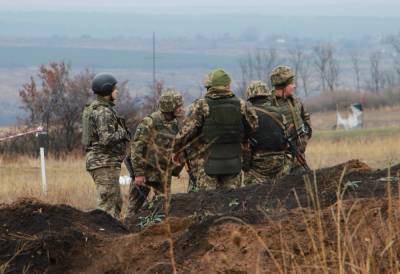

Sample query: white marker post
[36,127,48,195]
[39,147,47,195]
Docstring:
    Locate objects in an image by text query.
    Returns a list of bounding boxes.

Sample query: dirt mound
[84,198,400,273]
[0,198,127,274]
[132,160,396,225]
[1,160,399,273]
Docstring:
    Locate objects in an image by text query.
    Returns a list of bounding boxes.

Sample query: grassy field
[1,125,400,212]
[311,105,400,130]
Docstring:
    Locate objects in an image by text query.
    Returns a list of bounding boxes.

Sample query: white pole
[40,147,47,195]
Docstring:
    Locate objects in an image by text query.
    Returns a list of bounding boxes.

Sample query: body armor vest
[202,96,244,175]
[250,102,286,152]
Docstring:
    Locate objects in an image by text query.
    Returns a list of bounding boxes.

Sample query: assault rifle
[123,155,135,179]
[286,125,311,171]
[183,150,198,192]
[123,155,149,200]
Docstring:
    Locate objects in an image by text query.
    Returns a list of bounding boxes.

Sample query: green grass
[313,126,400,142]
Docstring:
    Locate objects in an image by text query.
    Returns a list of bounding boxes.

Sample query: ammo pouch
[82,103,96,147]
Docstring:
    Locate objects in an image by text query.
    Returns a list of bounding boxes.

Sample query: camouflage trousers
[89,166,123,218]
[187,157,242,191]
[125,180,169,220]
[243,151,291,186]
[199,172,242,190]
[186,158,202,192]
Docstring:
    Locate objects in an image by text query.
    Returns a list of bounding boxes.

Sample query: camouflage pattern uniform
[173,69,258,190]
[83,95,129,218]
[243,81,291,185]
[182,101,203,192]
[269,66,312,172]
[125,90,184,217]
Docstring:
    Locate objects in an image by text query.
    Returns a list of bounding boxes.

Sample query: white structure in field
[119,175,132,185]
[336,103,364,130]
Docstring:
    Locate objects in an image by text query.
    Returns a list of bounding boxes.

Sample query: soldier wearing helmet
[82,73,130,218]
[245,80,271,100]
[269,65,312,172]
[243,80,291,185]
[125,89,184,220]
[172,68,258,190]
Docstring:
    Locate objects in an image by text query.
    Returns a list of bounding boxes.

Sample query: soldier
[269,65,312,171]
[125,90,184,220]
[243,80,291,185]
[173,68,258,190]
[181,101,202,193]
[82,73,130,218]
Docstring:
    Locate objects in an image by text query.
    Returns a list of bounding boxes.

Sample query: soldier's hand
[134,176,146,186]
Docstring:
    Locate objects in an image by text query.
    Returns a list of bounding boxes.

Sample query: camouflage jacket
[267,92,311,132]
[84,96,129,171]
[173,88,258,159]
[131,111,181,183]
[266,92,312,152]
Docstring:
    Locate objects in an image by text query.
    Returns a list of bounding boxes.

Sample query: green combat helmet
[159,89,183,113]
[245,80,270,100]
[270,65,295,87]
[204,68,232,88]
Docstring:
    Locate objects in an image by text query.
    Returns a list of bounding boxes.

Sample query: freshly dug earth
[133,159,398,223]
[0,199,128,273]
[1,160,399,273]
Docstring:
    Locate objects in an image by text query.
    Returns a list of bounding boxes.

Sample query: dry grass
[1,125,400,211]
[0,156,96,210]
[0,155,189,211]
[1,105,398,208]
[307,127,400,169]
[311,105,400,130]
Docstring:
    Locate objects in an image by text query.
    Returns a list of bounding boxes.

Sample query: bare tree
[368,51,383,93]
[388,33,400,54]
[313,44,339,92]
[287,46,313,97]
[238,48,279,96]
[19,62,93,154]
[142,80,164,115]
[351,52,362,91]
[299,56,313,98]
[288,47,304,88]
[381,70,397,90]
[238,53,254,98]
[313,45,328,92]
[326,51,340,92]
[387,33,400,79]
[115,80,141,131]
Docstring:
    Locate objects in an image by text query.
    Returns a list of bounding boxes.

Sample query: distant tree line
[237,32,400,99]
[3,32,400,156]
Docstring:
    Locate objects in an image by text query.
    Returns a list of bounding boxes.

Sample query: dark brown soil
[0,199,128,273]
[132,160,398,224]
[1,160,399,273]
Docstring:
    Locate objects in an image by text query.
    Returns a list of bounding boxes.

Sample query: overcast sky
[1,0,400,16]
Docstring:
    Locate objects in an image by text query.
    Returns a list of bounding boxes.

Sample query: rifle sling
[253,106,285,130]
